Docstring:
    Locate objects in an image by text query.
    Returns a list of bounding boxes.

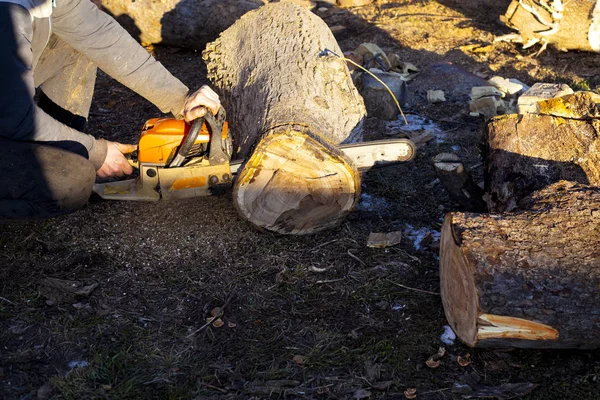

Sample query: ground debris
[460,382,537,399]
[367,231,402,248]
[39,277,98,304]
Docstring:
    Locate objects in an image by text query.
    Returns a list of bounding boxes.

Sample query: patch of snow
[441,325,457,345]
[387,114,445,143]
[404,224,440,250]
[68,360,89,369]
[391,304,406,311]
[356,193,390,212]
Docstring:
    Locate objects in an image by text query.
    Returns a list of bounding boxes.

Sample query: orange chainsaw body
[137,118,229,165]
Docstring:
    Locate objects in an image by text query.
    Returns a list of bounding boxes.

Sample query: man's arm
[51,0,190,118]
[0,3,107,169]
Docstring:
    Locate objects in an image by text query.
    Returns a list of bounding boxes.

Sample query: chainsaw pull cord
[320,48,408,125]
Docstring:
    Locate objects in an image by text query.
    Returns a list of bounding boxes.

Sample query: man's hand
[183,85,221,122]
[96,141,137,179]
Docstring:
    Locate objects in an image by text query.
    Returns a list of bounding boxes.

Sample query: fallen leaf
[404,388,417,399]
[228,321,237,328]
[425,346,446,367]
[292,355,305,366]
[353,388,372,399]
[212,318,224,328]
[210,307,224,318]
[458,353,472,367]
[367,231,402,248]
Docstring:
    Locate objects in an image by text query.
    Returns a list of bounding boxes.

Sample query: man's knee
[0,141,96,220]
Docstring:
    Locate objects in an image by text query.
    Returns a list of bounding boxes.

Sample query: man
[0,0,221,219]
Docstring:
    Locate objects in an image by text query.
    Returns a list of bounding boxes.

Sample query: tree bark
[440,181,600,349]
[101,0,266,49]
[203,2,367,234]
[484,94,600,212]
[501,0,600,52]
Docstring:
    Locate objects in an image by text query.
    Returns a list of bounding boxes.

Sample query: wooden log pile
[203,2,367,234]
[440,92,600,348]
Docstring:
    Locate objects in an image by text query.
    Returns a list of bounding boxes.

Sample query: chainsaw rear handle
[169,108,227,168]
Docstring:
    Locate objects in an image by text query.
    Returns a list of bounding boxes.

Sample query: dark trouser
[1,35,98,220]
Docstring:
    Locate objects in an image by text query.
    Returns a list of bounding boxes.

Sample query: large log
[484,92,600,212]
[440,181,600,349]
[203,3,367,234]
[501,0,600,53]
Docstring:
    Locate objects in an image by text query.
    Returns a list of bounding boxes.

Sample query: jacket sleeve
[0,3,107,169]
[51,0,190,118]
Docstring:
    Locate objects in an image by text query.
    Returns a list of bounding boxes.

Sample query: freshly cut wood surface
[440,181,600,348]
[203,2,367,234]
[485,111,600,212]
[234,127,359,234]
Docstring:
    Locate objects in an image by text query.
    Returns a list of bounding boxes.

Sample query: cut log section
[440,181,600,349]
[485,94,600,212]
[500,0,600,53]
[203,2,367,234]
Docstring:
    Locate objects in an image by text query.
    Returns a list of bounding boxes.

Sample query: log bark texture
[501,0,600,52]
[485,96,600,212]
[203,2,367,234]
[101,0,266,49]
[440,181,600,349]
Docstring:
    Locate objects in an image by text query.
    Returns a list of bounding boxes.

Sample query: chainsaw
[93,109,417,201]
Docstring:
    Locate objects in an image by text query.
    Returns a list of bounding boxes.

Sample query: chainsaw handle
[168,108,227,168]
[168,113,206,167]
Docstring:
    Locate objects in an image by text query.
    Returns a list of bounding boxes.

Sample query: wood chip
[367,231,402,248]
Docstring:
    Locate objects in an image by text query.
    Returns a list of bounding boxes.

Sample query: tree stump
[485,92,600,212]
[203,2,367,234]
[440,181,600,349]
[501,0,600,53]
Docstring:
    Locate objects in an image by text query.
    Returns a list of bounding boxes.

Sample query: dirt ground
[2,1,600,399]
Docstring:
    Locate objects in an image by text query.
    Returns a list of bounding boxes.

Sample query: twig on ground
[347,250,366,267]
[315,278,345,284]
[386,279,439,295]
[0,296,15,305]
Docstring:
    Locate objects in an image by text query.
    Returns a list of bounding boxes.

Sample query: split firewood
[499,0,600,53]
[203,3,366,234]
[485,91,600,212]
[432,153,486,212]
[440,181,600,349]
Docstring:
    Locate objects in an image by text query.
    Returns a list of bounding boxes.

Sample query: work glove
[96,141,136,179]
[183,85,221,122]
